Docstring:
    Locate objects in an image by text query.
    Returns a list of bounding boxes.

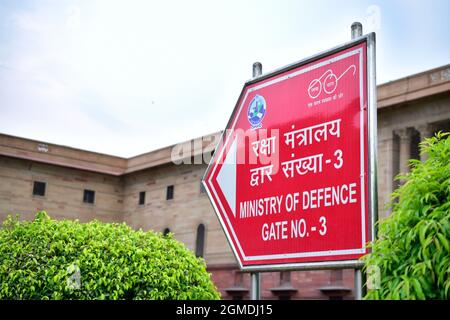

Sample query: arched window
[163,228,170,237]
[195,224,205,258]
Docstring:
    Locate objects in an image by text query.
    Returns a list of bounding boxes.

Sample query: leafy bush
[363,132,450,299]
[0,212,220,300]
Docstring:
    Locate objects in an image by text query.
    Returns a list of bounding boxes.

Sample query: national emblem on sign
[247,95,266,129]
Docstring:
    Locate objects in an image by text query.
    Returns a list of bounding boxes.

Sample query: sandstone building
[1,64,449,299]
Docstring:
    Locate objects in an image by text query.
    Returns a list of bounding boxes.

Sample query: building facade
[1,64,449,299]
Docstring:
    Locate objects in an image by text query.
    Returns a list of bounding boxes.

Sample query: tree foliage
[0,212,220,300]
[363,132,450,299]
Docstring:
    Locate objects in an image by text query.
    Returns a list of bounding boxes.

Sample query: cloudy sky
[0,0,449,157]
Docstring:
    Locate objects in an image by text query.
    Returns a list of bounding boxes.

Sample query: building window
[195,224,205,258]
[33,181,46,197]
[83,189,95,204]
[163,228,170,237]
[166,185,174,200]
[139,191,146,205]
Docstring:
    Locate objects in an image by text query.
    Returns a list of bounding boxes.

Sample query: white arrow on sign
[216,137,237,218]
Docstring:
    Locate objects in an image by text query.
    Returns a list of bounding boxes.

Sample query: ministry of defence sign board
[203,34,377,271]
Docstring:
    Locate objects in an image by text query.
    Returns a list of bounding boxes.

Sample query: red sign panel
[203,37,374,269]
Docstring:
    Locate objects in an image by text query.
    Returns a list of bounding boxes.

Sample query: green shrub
[0,212,220,300]
[362,132,450,299]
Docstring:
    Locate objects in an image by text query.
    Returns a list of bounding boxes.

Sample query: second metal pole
[250,272,261,300]
[354,269,362,300]
[250,61,263,301]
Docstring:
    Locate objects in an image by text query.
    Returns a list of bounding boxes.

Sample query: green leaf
[436,233,449,252]
[412,279,425,300]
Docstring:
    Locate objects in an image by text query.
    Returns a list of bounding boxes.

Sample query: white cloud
[10,11,48,32]
[0,0,449,156]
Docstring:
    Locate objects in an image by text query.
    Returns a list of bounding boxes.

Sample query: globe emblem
[247,95,266,128]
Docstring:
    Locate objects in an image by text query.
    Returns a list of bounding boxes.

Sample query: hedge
[0,211,220,300]
[362,132,450,299]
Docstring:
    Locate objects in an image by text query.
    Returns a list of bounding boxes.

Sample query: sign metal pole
[351,21,364,300]
[350,20,378,301]
[366,19,378,300]
[250,61,263,301]
[351,22,363,40]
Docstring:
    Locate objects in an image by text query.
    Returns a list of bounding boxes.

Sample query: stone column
[377,133,396,218]
[416,123,435,161]
[395,128,414,177]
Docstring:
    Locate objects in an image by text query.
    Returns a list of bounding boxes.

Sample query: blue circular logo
[247,95,266,128]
